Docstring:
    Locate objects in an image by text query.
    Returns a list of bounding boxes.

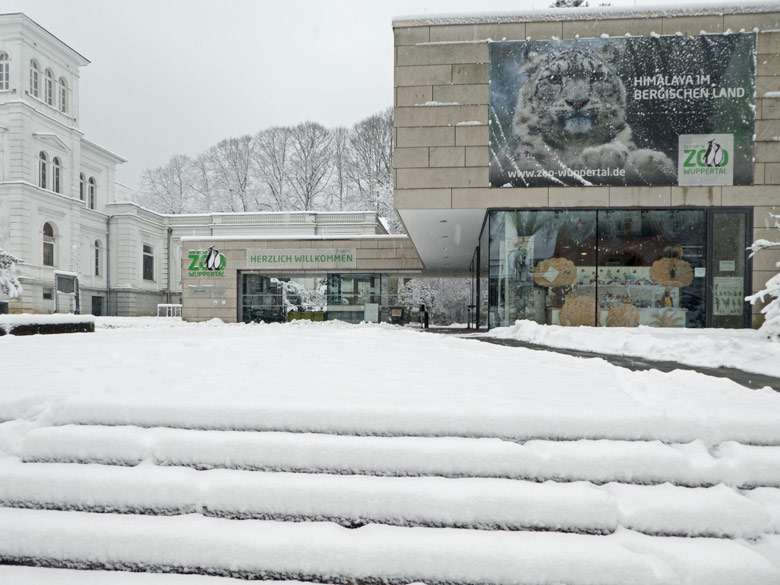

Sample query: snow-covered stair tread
[20,425,780,487]
[0,508,778,585]
[1,459,773,537]
[0,565,270,584]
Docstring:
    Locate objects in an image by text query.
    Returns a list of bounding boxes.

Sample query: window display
[487,209,722,328]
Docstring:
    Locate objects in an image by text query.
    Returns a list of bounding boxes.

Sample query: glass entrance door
[710,210,750,328]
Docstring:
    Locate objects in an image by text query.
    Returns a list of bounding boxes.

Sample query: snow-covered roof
[181,234,410,242]
[394,0,780,26]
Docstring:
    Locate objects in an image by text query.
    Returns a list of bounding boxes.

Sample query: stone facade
[393,5,780,326]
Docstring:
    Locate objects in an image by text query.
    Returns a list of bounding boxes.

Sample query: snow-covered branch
[746,213,780,341]
[0,247,23,299]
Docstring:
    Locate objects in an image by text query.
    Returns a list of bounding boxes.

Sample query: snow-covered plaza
[1,318,780,584]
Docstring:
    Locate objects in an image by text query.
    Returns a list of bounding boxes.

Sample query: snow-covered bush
[0,247,23,298]
[746,213,780,341]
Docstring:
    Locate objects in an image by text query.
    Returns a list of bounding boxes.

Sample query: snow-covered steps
[1,507,778,585]
[20,425,780,488]
[33,386,780,445]
[0,565,260,584]
[1,459,774,538]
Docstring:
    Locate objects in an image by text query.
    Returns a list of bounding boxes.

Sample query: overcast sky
[9,0,694,190]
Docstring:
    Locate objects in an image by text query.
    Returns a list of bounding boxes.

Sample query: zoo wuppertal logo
[678,134,734,186]
[187,246,226,277]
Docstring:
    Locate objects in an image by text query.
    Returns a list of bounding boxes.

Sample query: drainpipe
[166,226,172,304]
[105,215,112,316]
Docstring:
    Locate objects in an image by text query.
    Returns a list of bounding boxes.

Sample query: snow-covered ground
[479,320,780,378]
[1,317,779,584]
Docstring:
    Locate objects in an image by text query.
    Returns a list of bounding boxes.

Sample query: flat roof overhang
[397,208,486,277]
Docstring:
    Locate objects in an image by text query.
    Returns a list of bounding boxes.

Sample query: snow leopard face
[515,50,628,149]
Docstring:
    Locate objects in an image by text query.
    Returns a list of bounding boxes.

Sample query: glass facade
[240,272,396,325]
[483,208,750,329]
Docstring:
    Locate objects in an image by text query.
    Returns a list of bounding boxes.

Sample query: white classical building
[0,13,391,316]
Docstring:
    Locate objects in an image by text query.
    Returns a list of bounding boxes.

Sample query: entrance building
[393,4,780,329]
[181,236,422,323]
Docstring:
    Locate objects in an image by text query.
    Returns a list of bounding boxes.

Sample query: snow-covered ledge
[393,1,780,26]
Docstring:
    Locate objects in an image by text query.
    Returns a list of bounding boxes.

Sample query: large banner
[489,34,755,188]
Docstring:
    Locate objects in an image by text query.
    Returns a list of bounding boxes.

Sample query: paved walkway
[423,328,780,392]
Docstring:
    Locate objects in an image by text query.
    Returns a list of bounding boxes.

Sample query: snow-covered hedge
[0,314,95,336]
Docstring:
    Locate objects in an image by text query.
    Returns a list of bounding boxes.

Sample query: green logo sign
[678,134,734,186]
[683,139,729,170]
[187,246,226,278]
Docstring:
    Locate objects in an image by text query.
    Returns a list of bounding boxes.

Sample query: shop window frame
[477,206,753,330]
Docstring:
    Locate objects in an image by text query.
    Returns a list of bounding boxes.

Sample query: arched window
[45,69,54,106]
[53,157,61,193]
[79,173,85,201]
[38,151,48,189]
[30,60,39,98]
[0,52,9,91]
[43,222,55,266]
[88,177,96,209]
[94,240,101,276]
[58,77,68,113]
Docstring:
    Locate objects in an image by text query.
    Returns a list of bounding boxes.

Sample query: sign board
[489,33,755,188]
[187,247,226,278]
[247,248,357,270]
[713,276,744,316]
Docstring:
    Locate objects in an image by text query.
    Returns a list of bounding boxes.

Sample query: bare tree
[346,108,393,216]
[136,154,196,214]
[287,121,333,211]
[134,107,402,219]
[190,153,216,212]
[252,126,292,211]
[330,126,349,211]
[208,136,255,212]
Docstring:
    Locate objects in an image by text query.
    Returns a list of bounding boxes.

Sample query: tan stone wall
[393,8,780,325]
[181,237,423,322]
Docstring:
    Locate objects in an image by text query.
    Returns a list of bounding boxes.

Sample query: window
[53,157,61,193]
[58,77,68,113]
[45,69,54,106]
[38,151,47,189]
[142,244,154,281]
[88,177,96,209]
[43,288,53,300]
[79,173,85,201]
[43,222,55,266]
[0,52,9,91]
[94,240,101,276]
[30,60,39,97]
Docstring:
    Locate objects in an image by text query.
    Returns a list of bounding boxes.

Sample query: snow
[0,566,258,584]
[10,425,780,488]
[0,458,772,538]
[1,318,780,581]
[0,508,777,585]
[479,320,780,378]
[393,1,780,26]
[416,101,460,106]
